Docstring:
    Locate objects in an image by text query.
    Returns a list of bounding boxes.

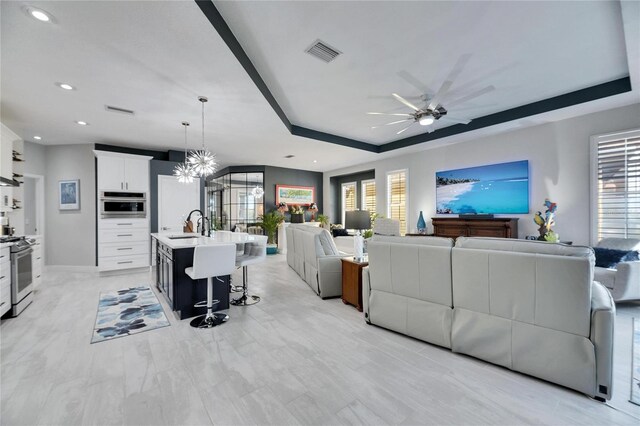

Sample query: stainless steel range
[0,236,34,316]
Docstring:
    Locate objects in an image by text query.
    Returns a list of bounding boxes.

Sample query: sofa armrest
[316,256,343,298]
[612,260,640,301]
[590,281,615,400]
[362,266,371,323]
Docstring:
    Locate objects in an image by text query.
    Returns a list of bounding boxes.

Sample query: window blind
[387,171,407,235]
[596,133,640,240]
[361,180,376,214]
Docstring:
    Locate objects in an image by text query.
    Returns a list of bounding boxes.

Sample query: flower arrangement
[289,205,304,215]
[534,198,558,242]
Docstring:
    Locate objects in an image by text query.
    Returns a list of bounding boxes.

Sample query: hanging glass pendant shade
[174,121,196,183]
[187,96,217,177]
[251,185,264,199]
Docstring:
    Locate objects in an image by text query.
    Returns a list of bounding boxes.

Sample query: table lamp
[308,202,318,221]
[345,210,371,262]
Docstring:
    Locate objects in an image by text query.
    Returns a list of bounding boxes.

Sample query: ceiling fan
[368,54,495,135]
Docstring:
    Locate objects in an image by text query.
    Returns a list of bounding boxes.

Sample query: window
[387,170,408,235]
[361,179,376,214]
[591,129,640,244]
[341,182,357,225]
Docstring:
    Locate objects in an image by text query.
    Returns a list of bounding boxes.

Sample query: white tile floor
[1,254,639,425]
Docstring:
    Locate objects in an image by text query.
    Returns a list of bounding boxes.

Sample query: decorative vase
[291,213,304,224]
[417,211,426,233]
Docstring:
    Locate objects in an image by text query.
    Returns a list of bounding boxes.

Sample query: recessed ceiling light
[25,6,54,23]
[33,136,42,140]
[313,160,317,163]
[75,121,88,126]
[56,82,75,91]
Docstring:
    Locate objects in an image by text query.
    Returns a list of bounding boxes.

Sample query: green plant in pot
[317,214,330,229]
[258,210,283,254]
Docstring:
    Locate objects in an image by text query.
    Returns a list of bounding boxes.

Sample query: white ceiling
[1,1,638,172]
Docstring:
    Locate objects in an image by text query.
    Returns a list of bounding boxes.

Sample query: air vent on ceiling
[105,105,135,115]
[305,39,341,63]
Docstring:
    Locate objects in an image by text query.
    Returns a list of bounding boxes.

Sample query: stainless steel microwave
[100,191,146,218]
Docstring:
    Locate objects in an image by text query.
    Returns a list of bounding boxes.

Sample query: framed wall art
[59,179,80,210]
[276,184,314,206]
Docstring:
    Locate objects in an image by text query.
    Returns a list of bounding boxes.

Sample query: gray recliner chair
[593,238,640,302]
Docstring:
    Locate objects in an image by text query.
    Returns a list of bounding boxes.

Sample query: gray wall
[150,159,204,233]
[24,141,45,175]
[44,144,96,266]
[329,170,375,225]
[264,166,323,222]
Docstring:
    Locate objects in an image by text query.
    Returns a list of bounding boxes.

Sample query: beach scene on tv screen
[436,160,529,214]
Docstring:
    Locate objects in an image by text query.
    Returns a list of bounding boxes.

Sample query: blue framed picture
[59,179,80,210]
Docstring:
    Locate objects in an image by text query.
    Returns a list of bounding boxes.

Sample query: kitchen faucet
[185,209,209,236]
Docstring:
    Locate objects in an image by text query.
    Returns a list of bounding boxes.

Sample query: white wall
[24,141,45,175]
[324,103,640,245]
[44,144,96,266]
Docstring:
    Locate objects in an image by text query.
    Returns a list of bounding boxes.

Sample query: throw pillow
[332,228,350,238]
[593,247,639,268]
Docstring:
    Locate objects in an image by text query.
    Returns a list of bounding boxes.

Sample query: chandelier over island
[187,96,217,177]
[173,121,196,183]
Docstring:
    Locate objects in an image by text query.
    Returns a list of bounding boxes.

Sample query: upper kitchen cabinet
[94,151,152,192]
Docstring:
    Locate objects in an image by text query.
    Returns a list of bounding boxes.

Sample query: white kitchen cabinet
[97,155,126,191]
[0,246,11,317]
[29,236,42,288]
[95,152,150,192]
[94,151,152,272]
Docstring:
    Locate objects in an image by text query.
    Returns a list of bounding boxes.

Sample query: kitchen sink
[167,235,199,240]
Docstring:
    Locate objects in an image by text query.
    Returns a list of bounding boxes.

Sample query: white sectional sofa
[285,224,345,298]
[593,237,640,302]
[363,235,615,401]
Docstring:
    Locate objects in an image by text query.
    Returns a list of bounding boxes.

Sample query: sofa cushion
[593,247,639,268]
[594,267,616,289]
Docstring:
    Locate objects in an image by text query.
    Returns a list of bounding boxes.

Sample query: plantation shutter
[596,132,640,240]
[341,182,356,225]
[387,170,407,235]
[361,180,376,214]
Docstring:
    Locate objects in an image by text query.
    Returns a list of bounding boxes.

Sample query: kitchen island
[151,231,260,320]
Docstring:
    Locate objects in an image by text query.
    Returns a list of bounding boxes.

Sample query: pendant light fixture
[251,185,264,199]
[174,121,195,183]
[187,96,217,177]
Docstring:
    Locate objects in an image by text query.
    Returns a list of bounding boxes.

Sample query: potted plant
[258,210,284,254]
[290,205,305,223]
[317,214,330,230]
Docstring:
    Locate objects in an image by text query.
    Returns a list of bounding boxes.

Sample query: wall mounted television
[436,160,529,215]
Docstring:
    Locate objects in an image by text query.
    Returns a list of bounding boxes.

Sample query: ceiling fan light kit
[368,55,494,136]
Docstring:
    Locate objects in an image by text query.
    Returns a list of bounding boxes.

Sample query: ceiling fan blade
[366,112,413,117]
[392,93,421,111]
[446,85,495,108]
[439,116,472,125]
[397,70,430,95]
[370,119,411,129]
[428,53,472,110]
[396,122,416,135]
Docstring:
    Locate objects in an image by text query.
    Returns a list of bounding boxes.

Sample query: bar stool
[231,235,267,306]
[186,243,236,328]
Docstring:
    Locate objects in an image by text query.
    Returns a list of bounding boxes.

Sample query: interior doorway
[23,174,44,237]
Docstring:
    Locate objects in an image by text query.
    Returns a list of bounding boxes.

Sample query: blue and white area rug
[91,286,170,343]
[632,318,640,406]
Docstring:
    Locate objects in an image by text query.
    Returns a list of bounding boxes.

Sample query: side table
[341,256,368,312]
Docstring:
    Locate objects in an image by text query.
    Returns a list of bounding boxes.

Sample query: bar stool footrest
[230,294,260,306]
[194,299,219,308]
[189,312,229,328]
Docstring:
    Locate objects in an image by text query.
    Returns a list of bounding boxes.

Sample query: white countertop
[151,232,266,249]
